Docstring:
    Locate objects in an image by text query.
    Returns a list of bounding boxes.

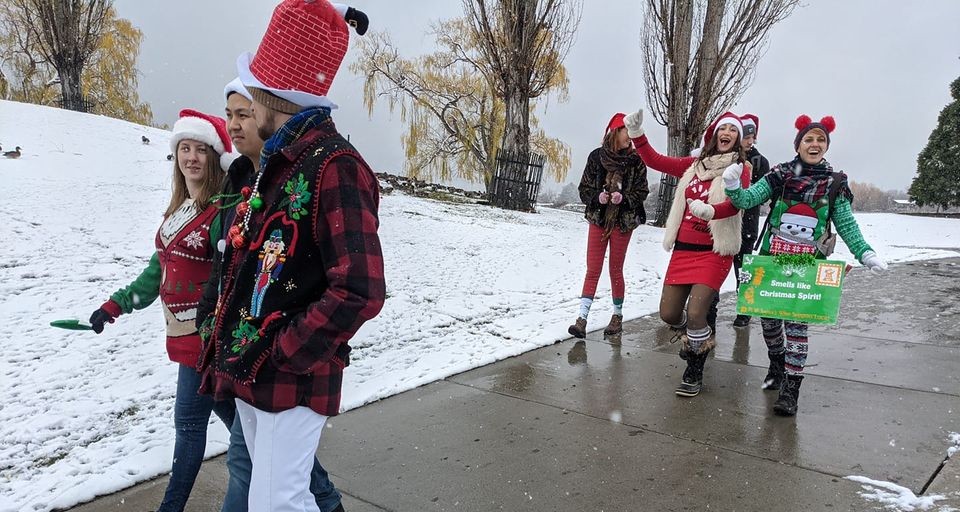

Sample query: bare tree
[351,18,571,194]
[465,0,581,159]
[9,0,111,112]
[641,0,800,225]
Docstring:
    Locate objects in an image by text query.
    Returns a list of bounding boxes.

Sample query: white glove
[722,163,743,190]
[686,199,715,221]
[624,109,644,139]
[861,250,887,272]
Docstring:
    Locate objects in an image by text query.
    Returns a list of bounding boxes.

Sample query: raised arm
[631,135,696,178]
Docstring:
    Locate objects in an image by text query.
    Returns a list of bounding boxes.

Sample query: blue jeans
[157,364,236,512]
[221,403,343,512]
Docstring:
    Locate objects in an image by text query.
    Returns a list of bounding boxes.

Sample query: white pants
[235,399,328,512]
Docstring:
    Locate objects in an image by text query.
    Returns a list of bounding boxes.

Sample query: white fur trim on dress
[170,116,226,155]
[237,52,338,111]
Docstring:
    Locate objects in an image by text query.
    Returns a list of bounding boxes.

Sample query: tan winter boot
[603,314,623,335]
[568,317,587,339]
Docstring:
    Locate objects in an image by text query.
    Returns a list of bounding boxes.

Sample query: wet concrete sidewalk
[70,258,960,511]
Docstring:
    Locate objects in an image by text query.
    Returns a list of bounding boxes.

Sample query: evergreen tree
[909,76,960,211]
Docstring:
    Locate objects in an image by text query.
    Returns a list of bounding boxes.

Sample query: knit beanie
[794,115,836,150]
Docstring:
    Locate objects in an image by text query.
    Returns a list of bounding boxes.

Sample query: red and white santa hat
[690,111,743,156]
[780,202,820,229]
[605,112,626,136]
[169,109,239,172]
[237,0,362,113]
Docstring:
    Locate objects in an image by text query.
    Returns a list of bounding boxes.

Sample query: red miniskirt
[663,243,734,291]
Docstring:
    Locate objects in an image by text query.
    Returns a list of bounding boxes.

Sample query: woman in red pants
[623,109,751,397]
[568,113,649,339]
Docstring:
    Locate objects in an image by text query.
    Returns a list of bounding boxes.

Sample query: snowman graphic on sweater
[770,202,820,255]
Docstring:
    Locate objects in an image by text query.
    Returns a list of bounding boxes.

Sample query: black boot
[773,375,803,416]
[733,314,751,327]
[761,352,785,391]
[675,351,708,397]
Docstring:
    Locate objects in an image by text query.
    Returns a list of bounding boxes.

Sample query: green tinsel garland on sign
[773,253,817,267]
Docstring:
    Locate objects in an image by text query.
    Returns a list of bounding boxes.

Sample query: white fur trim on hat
[170,116,225,155]
[224,77,253,102]
[331,3,348,17]
[237,52,338,110]
[713,115,743,137]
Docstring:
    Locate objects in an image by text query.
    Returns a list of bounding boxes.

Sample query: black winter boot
[733,314,751,327]
[761,352,786,391]
[675,351,708,397]
[773,375,803,416]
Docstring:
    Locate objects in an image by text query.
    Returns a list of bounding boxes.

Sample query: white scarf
[662,153,743,256]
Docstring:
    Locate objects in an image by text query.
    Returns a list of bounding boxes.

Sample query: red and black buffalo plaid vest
[207,130,361,384]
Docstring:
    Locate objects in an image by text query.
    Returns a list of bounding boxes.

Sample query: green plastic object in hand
[49,319,94,331]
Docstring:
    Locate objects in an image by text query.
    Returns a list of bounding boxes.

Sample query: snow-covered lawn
[2,100,958,511]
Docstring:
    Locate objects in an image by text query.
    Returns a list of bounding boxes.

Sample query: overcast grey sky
[112,0,960,192]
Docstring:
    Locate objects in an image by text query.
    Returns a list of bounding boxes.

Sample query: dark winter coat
[197,155,256,330]
[740,146,771,252]
[578,147,649,232]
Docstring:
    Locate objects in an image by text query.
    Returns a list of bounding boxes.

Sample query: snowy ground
[2,100,959,511]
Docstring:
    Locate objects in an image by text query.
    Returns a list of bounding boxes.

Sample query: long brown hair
[601,127,632,153]
[164,142,224,217]
[698,128,747,164]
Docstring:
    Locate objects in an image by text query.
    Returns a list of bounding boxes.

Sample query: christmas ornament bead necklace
[229,166,267,249]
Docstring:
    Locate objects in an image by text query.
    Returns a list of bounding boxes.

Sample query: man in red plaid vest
[198,2,381,510]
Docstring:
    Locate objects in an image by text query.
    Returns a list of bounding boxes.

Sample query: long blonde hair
[164,142,224,217]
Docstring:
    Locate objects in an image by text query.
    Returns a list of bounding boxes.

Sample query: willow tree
[351,17,570,192]
[81,11,152,124]
[10,0,111,111]
[641,0,800,225]
[465,0,582,159]
[0,2,152,124]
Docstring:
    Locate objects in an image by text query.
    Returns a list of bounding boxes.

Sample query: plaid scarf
[259,106,332,170]
[768,156,853,205]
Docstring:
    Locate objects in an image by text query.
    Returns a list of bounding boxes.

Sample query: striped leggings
[761,318,808,376]
[580,223,632,300]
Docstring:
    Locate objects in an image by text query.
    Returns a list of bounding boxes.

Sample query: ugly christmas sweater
[103,199,219,367]
[198,113,385,417]
[725,157,873,261]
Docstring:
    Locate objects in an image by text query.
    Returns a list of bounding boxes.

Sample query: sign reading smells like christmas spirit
[736,254,845,325]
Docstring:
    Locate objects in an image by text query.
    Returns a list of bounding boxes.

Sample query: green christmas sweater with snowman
[725,157,873,262]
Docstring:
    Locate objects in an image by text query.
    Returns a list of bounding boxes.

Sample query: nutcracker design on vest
[251,229,287,317]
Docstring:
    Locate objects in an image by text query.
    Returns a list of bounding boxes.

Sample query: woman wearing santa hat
[568,113,650,339]
[723,115,887,416]
[86,109,239,512]
[622,108,751,397]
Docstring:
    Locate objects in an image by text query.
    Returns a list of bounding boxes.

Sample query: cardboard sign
[736,254,845,325]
